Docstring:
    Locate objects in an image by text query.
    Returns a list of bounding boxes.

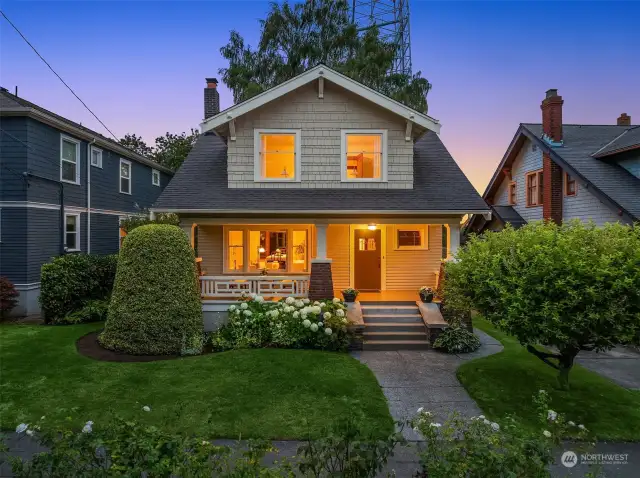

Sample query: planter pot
[342,292,357,303]
[420,292,434,303]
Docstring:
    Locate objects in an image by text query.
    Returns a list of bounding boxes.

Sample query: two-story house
[466,89,639,234]
[0,88,173,316]
[153,65,489,324]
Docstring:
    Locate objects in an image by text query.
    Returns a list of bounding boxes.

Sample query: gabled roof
[592,125,640,158]
[492,205,526,228]
[200,64,441,135]
[153,131,487,214]
[0,88,173,174]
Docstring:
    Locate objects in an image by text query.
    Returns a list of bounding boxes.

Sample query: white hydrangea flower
[229,305,236,312]
[310,324,319,332]
[202,440,209,446]
[293,311,300,319]
[82,421,94,433]
[249,293,257,299]
[324,328,332,335]
[243,310,252,317]
[313,306,322,314]
[543,430,551,438]
[303,319,311,328]
[578,424,586,430]
[478,415,485,420]
[429,423,442,428]
[26,430,35,437]
[255,296,264,303]
[143,406,151,412]
[333,297,340,303]
[483,419,490,425]
[568,421,576,426]
[318,322,323,327]
[342,318,347,323]
[286,296,295,305]
[491,422,500,432]
[240,302,248,310]
[16,423,28,434]
[40,416,45,420]
[303,298,310,305]
[323,312,332,320]
[336,309,345,317]
[301,312,307,319]
[547,410,557,421]
[295,300,304,308]
[313,301,320,306]
[272,310,279,318]
[417,407,424,413]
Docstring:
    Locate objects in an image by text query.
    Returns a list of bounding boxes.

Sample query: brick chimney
[204,78,219,119]
[617,113,631,126]
[541,89,564,224]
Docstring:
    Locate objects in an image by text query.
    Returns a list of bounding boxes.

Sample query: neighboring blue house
[0,87,173,316]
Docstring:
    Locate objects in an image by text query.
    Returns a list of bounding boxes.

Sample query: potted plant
[419,286,434,303]
[341,288,359,303]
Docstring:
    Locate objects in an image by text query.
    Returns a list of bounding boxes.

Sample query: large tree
[445,221,640,390]
[119,129,199,171]
[219,0,432,113]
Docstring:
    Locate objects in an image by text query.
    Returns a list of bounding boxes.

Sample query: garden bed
[76,331,181,362]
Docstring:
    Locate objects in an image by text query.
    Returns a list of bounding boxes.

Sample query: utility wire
[0,9,120,142]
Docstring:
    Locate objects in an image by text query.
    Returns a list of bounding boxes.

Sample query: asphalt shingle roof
[523,124,640,220]
[593,126,640,157]
[154,131,487,212]
[492,205,526,228]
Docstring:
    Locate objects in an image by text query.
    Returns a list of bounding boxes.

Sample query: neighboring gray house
[467,90,639,234]
[0,87,173,316]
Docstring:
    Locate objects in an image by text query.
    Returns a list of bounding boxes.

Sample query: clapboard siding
[327,224,350,290]
[384,225,442,290]
[0,117,28,201]
[563,181,621,225]
[90,214,120,255]
[0,208,28,283]
[198,225,223,275]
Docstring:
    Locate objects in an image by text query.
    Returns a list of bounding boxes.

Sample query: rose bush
[209,294,352,351]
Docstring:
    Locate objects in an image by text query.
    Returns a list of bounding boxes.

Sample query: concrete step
[365,323,426,333]
[364,331,428,341]
[359,301,416,306]
[363,340,430,351]
[362,307,420,316]
[363,314,423,324]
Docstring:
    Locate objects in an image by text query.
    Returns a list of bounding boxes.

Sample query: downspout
[87,138,96,253]
[23,172,65,255]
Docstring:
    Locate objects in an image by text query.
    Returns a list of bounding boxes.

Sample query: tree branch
[526,345,562,370]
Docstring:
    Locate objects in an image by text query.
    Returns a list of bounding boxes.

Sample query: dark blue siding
[0,208,27,283]
[26,208,66,283]
[0,117,28,202]
[90,214,120,255]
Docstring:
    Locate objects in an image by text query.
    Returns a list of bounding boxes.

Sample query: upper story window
[90,147,103,168]
[60,135,80,184]
[152,169,161,186]
[254,129,301,182]
[508,181,517,205]
[341,130,387,182]
[565,172,576,196]
[120,159,132,194]
[526,170,544,207]
[64,213,80,252]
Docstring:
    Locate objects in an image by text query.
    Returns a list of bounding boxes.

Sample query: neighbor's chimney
[617,113,631,126]
[204,78,220,119]
[541,89,564,225]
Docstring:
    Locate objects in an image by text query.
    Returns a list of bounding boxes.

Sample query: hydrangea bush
[210,295,352,351]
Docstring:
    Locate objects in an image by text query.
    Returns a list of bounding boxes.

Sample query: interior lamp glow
[259,247,266,253]
[367,224,377,231]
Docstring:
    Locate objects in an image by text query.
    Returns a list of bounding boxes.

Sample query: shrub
[433,325,480,353]
[59,299,110,325]
[39,254,118,324]
[210,295,352,352]
[446,221,640,389]
[119,212,179,233]
[99,224,203,355]
[0,277,20,319]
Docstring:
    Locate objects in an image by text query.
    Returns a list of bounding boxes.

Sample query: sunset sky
[1,1,638,193]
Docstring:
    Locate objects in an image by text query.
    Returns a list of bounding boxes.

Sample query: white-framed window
[90,146,103,168]
[394,225,428,250]
[341,129,387,182]
[253,129,301,182]
[152,168,161,186]
[64,213,81,252]
[120,159,132,194]
[60,135,80,184]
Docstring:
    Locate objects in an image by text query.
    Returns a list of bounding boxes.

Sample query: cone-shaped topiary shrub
[100,224,203,355]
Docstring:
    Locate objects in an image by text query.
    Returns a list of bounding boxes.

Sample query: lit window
[90,147,103,168]
[565,172,576,196]
[291,230,308,272]
[254,130,300,181]
[526,170,544,206]
[508,181,517,205]
[120,159,132,194]
[65,213,80,251]
[227,230,244,272]
[395,225,427,250]
[249,230,288,272]
[342,131,386,181]
[60,136,80,184]
[152,169,161,186]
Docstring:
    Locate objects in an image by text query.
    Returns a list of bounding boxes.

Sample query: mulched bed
[76,331,182,363]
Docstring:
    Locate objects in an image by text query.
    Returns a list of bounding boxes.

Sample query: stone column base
[308,259,334,301]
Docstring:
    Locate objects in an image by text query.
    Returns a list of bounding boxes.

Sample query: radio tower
[351,0,412,75]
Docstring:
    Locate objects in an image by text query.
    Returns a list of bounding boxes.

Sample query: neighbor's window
[526,170,544,206]
[342,130,386,181]
[90,147,103,168]
[565,172,576,196]
[254,130,300,181]
[65,213,80,251]
[120,159,132,194]
[60,136,80,183]
[152,169,161,186]
[508,181,517,205]
[395,225,427,250]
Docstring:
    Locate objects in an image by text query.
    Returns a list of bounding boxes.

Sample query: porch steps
[361,301,429,351]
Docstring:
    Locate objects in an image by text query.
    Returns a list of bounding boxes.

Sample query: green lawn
[0,324,392,439]
[458,318,640,441]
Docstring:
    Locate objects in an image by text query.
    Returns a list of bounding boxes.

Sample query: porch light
[368,224,377,231]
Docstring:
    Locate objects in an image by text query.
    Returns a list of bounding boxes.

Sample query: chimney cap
[545,89,559,99]
[205,78,218,84]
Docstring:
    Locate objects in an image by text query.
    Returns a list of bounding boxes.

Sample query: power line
[0,9,120,142]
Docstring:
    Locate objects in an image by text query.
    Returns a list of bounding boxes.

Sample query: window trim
[253,129,302,183]
[119,158,132,195]
[90,146,103,168]
[564,171,577,197]
[152,168,161,186]
[60,135,81,185]
[525,169,544,207]
[64,212,81,252]
[340,129,388,182]
[508,181,517,205]
[393,225,428,251]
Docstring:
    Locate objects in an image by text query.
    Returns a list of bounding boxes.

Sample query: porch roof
[153,131,488,214]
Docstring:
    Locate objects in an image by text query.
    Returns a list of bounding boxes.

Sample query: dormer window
[254,129,301,182]
[341,130,387,182]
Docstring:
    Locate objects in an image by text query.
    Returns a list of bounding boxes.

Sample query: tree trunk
[557,347,579,391]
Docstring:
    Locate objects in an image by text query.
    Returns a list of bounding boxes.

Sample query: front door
[354,229,381,291]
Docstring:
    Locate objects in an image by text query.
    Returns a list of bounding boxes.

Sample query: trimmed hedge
[39,254,118,324]
[61,299,110,325]
[99,224,203,355]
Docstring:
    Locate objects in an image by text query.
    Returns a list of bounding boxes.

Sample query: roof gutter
[150,208,491,215]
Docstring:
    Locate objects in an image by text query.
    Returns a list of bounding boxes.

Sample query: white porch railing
[200,275,310,298]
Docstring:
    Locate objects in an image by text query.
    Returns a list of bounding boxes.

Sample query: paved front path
[351,329,503,441]
[576,346,640,390]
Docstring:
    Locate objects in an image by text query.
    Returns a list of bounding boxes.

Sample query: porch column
[447,222,461,260]
[308,223,334,300]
